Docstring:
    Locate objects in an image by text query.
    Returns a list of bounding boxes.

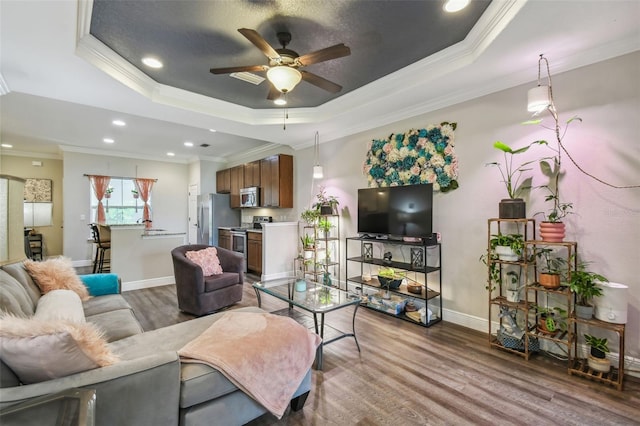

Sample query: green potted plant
[535,306,567,335]
[534,247,567,289]
[317,218,334,237]
[529,115,581,242]
[488,141,538,218]
[313,186,339,215]
[131,188,139,199]
[300,234,315,250]
[569,262,608,319]
[489,233,524,261]
[377,267,405,293]
[105,186,114,199]
[300,208,320,225]
[584,334,610,373]
[505,270,522,302]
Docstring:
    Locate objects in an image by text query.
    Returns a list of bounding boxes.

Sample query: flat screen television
[357,184,433,239]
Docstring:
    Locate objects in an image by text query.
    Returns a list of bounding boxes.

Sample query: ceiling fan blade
[267,84,280,101]
[295,44,351,67]
[301,71,343,93]
[238,28,280,59]
[209,64,268,74]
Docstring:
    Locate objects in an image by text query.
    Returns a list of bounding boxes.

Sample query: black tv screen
[358,184,433,238]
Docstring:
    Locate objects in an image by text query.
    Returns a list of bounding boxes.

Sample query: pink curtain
[135,178,155,229]
[89,175,111,224]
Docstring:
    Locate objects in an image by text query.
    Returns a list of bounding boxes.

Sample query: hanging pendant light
[313,131,323,179]
[527,54,554,115]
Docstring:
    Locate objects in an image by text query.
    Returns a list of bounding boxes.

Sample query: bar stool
[89,224,111,273]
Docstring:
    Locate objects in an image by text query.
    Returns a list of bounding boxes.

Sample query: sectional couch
[0,260,311,425]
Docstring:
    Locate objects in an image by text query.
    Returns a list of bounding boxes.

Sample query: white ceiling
[1,0,639,164]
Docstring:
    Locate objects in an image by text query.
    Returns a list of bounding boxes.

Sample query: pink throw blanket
[178,312,321,418]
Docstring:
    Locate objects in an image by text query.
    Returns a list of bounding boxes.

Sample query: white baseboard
[122,276,174,292]
[71,259,93,268]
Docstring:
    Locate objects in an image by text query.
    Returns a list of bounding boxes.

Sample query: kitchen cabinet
[229,165,244,208]
[244,160,261,188]
[218,229,232,251]
[216,169,231,194]
[247,231,262,275]
[260,154,293,208]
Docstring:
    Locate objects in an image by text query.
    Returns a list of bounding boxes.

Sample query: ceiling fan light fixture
[267,66,302,93]
[443,0,470,12]
[274,94,287,106]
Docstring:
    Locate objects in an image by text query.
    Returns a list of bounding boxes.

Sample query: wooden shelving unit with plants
[300,214,340,287]
[486,218,536,359]
[568,315,625,390]
[523,240,577,362]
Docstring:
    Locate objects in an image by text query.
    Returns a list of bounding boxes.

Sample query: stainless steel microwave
[240,187,260,208]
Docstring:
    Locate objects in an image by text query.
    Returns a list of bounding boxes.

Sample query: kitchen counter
[106,226,186,289]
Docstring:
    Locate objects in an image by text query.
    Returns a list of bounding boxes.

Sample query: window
[90,178,150,225]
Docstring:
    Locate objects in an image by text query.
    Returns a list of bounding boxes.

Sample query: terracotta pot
[537,315,557,335]
[538,273,561,289]
[539,221,565,242]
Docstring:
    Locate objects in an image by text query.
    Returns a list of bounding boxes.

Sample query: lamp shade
[267,66,302,93]
[527,85,551,113]
[313,165,324,179]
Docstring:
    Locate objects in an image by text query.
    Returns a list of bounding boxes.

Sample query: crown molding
[58,144,190,164]
[0,149,62,160]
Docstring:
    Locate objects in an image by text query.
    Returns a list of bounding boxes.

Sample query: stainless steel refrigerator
[197,194,240,246]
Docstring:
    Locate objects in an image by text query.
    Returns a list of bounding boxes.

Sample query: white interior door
[188,184,198,244]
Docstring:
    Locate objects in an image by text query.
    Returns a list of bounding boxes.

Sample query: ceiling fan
[210,28,351,100]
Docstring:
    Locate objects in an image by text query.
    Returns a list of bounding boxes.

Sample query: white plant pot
[495,245,519,261]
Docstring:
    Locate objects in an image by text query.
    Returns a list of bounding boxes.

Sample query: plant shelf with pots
[485,218,537,359]
[300,214,340,286]
[568,315,625,390]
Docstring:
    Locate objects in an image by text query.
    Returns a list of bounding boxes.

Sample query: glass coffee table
[253,277,361,370]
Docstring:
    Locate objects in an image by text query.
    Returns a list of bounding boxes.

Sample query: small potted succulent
[131,188,139,199]
[105,186,114,199]
[584,334,610,373]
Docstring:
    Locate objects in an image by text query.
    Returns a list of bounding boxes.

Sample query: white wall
[294,52,640,359]
[62,151,189,262]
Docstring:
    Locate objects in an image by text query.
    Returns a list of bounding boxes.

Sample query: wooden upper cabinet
[260,154,293,208]
[244,160,261,188]
[216,168,231,194]
[229,165,244,208]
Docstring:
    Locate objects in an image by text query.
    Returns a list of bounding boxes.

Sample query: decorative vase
[499,198,526,219]
[495,245,519,261]
[575,304,594,320]
[506,288,520,303]
[539,222,565,242]
[104,193,111,199]
[538,273,561,289]
[295,280,307,292]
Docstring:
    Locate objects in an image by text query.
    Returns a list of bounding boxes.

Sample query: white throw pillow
[34,289,86,323]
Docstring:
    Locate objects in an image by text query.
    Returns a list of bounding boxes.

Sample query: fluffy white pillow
[34,289,86,323]
[24,257,90,301]
[0,314,118,384]
[185,247,223,276]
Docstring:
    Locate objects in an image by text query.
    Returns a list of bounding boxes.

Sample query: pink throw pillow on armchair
[185,247,223,276]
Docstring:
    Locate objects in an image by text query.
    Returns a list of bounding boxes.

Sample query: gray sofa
[0,260,311,425]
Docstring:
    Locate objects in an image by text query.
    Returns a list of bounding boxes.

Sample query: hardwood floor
[122,278,640,425]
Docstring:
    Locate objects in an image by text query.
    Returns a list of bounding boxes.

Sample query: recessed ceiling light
[443,0,469,12]
[112,119,126,126]
[1,143,13,148]
[184,141,194,147]
[167,152,175,157]
[274,97,287,106]
[142,57,163,68]
[103,138,115,144]
[209,129,217,133]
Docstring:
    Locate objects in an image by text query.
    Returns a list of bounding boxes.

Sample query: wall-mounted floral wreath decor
[362,122,459,192]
